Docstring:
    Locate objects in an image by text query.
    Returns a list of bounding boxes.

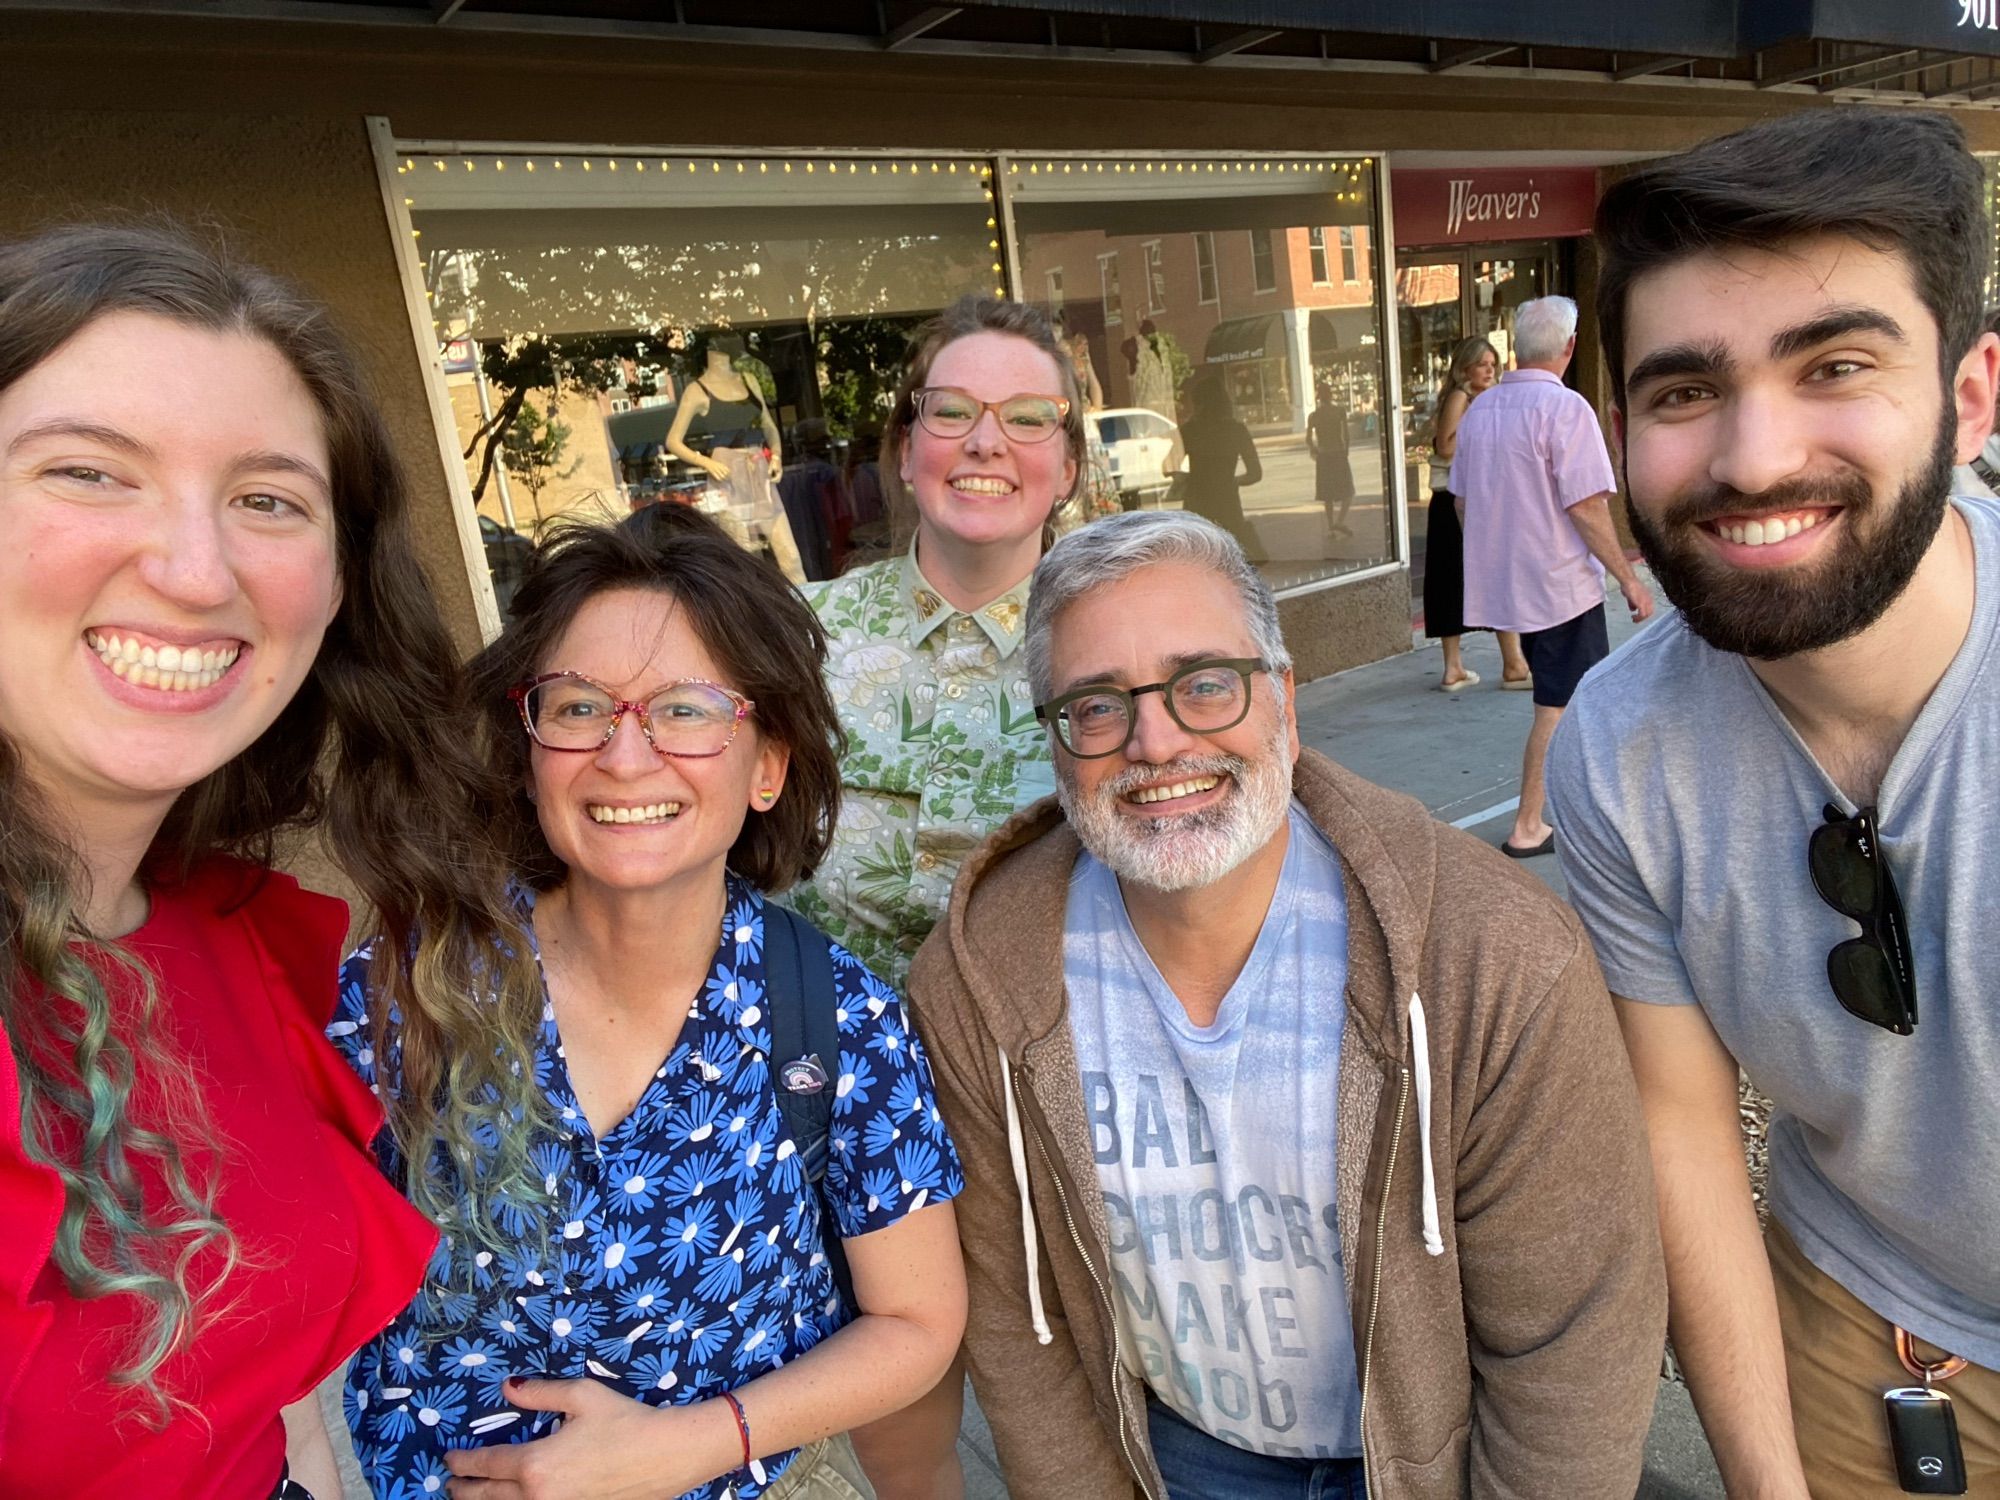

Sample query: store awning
[1307,307,1376,358]
[1204,316,1281,366]
[34,0,2000,99]
[1742,0,2000,55]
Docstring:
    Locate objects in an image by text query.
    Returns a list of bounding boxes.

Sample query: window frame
[1144,238,1167,314]
[381,134,1405,621]
[1194,230,1219,306]
[1250,227,1278,295]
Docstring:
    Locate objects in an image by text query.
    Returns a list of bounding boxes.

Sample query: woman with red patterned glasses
[333,503,968,1500]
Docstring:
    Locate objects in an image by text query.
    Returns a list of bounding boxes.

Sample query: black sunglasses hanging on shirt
[1808,803,1918,1035]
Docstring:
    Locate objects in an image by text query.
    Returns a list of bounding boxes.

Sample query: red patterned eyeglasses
[510,671,754,757]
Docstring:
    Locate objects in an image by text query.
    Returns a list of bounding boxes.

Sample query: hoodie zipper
[1014,1067,1159,1500]
[1356,1062,1412,1497]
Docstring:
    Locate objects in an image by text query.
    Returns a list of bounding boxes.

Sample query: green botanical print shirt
[789,552,1056,994]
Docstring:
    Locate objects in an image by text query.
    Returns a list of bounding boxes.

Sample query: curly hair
[0,223,547,1416]
[468,503,844,894]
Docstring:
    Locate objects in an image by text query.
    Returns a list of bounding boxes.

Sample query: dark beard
[1626,407,1955,660]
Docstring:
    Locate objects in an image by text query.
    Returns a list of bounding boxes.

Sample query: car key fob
[1884,1386,1966,1494]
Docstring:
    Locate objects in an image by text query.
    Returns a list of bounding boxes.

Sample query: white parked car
[1092,407,1180,505]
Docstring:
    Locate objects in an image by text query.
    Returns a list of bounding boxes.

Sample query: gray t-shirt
[1548,496,2000,1367]
[1065,803,1362,1458]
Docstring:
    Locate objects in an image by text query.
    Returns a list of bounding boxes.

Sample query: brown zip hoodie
[908,750,1666,1499]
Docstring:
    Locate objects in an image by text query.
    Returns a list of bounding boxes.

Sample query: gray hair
[1024,511,1292,703]
[1512,296,1579,363]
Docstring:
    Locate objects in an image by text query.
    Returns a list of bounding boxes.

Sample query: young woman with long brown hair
[0,224,544,1499]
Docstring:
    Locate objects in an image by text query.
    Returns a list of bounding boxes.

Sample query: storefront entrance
[1396,241,1559,490]
[1387,163,1599,620]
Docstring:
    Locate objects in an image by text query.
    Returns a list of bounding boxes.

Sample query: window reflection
[409,155,999,592]
[1011,156,1395,591]
[402,152,1395,601]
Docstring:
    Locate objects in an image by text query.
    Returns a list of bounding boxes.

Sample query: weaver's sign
[1391,167,1599,248]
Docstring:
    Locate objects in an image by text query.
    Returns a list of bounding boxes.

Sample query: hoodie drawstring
[998,1049,1055,1344]
[1408,993,1445,1257]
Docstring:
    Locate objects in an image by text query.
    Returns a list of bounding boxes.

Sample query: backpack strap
[761,902,858,1316]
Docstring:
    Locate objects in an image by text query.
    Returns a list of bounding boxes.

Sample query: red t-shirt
[0,859,437,1499]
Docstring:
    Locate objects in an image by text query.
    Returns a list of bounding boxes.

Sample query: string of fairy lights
[399,152,1378,310]
[396,154,1369,180]
[1988,159,2000,307]
[395,153,1373,227]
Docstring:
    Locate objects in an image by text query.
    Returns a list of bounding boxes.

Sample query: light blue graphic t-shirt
[1065,802,1361,1459]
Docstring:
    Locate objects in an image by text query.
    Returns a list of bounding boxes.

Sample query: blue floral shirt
[329,878,963,1500]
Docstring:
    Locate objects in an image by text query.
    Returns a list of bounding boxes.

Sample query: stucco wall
[0,107,483,659]
[10,12,2000,157]
[1280,570,1415,681]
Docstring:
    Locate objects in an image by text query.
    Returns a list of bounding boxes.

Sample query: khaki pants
[1769,1221,1999,1496]
[758,1434,877,1500]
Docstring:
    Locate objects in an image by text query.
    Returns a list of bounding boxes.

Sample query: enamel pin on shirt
[781,1054,828,1094]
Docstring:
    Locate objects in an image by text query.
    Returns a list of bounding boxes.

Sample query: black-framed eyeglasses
[1035,658,1266,759]
[911,387,1071,444]
[510,671,754,757]
[1808,802,1918,1035]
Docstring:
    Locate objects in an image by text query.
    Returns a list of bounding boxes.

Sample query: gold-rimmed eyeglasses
[912,386,1071,443]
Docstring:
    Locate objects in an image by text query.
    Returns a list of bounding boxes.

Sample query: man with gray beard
[907,510,1666,1499]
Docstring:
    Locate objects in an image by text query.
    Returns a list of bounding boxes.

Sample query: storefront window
[1250,229,1278,294]
[398,147,1396,603]
[1010,155,1395,592]
[402,151,1001,595]
[1395,244,1559,597]
[1100,253,1124,326]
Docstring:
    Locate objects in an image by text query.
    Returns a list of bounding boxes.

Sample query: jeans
[1147,1398,1367,1500]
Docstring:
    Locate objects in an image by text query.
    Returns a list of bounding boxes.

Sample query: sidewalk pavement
[1295,572,1653,879]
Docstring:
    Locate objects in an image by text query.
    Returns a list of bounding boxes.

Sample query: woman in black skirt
[1424,336,1530,691]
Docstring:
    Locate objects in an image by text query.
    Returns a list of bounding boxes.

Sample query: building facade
[7,1,2000,678]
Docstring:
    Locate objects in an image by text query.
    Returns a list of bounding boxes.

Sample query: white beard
[1057,718,1293,893]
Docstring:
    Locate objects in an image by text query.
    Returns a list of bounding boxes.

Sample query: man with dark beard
[1549,107,2000,1499]
[908,510,1665,1499]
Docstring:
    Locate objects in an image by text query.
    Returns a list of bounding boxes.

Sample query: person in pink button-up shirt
[1449,297,1653,856]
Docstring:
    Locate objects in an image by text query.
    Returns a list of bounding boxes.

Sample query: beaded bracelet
[721,1390,752,1470]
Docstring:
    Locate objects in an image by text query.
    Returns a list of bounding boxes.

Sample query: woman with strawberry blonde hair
[789,294,1086,1498]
